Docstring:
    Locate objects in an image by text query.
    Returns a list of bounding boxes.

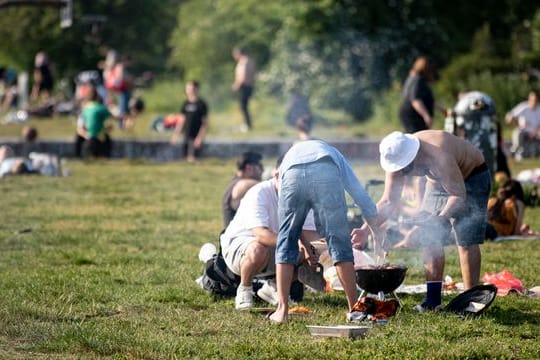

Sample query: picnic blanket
[494,235,540,242]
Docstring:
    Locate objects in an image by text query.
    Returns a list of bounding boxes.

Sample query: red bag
[482,269,525,295]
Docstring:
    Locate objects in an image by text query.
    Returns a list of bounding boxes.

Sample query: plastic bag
[482,269,525,295]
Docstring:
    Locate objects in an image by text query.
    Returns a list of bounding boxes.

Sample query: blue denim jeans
[116,90,131,116]
[277,157,352,264]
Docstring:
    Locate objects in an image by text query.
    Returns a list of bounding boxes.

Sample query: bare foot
[268,310,288,324]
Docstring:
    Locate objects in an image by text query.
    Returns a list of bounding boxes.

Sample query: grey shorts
[222,236,276,277]
[421,168,491,246]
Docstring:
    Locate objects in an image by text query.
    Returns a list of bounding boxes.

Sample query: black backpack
[200,248,240,297]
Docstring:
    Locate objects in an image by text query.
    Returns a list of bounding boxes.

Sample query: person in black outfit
[170,81,208,162]
[31,51,54,102]
[399,56,435,133]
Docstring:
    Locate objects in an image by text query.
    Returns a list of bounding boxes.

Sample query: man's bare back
[415,130,484,178]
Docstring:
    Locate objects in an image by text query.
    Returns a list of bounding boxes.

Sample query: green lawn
[1,158,539,359]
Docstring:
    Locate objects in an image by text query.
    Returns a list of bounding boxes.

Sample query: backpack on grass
[200,246,240,298]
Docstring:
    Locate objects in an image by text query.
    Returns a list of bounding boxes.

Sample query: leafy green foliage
[0,1,180,76]
[169,0,285,85]
[168,0,540,122]
[435,17,540,115]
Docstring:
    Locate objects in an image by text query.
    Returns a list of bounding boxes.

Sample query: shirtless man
[231,48,256,132]
[222,151,264,227]
[353,130,491,311]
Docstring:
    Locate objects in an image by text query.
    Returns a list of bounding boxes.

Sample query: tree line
[1,0,539,119]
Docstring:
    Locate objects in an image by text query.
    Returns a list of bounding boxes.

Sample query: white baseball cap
[379,131,420,172]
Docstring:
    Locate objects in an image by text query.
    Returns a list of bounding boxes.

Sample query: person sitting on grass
[0,145,61,178]
[222,151,264,228]
[487,179,539,237]
[0,146,36,177]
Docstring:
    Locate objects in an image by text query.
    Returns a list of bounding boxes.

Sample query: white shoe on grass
[235,285,254,310]
[257,279,279,306]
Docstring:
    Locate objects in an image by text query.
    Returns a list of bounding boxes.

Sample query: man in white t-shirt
[220,158,322,310]
[505,90,540,160]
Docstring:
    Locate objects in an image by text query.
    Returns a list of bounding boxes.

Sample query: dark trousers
[182,137,202,159]
[239,85,253,129]
[87,135,112,158]
[74,134,86,158]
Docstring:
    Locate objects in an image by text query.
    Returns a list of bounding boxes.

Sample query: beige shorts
[222,236,276,277]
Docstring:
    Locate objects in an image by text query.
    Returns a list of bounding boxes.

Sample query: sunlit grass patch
[0,159,539,358]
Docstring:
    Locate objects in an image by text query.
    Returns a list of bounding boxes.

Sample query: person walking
[399,56,436,133]
[232,48,256,132]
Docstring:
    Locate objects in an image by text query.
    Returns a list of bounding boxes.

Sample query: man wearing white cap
[355,130,491,311]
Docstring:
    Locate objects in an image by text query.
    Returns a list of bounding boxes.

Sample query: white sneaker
[235,285,254,310]
[413,303,442,312]
[195,276,204,289]
[198,243,217,263]
[239,124,249,133]
[257,280,279,306]
[346,311,368,323]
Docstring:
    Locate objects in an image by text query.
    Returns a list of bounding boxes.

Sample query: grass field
[1,158,539,359]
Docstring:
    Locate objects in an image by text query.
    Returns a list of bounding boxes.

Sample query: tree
[0,0,181,77]
[168,0,284,95]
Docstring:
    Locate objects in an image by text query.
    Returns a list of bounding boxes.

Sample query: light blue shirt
[279,140,378,219]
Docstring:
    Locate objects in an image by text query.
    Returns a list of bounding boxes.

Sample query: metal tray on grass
[307,325,370,338]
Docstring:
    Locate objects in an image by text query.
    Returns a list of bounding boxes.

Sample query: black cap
[237,151,262,170]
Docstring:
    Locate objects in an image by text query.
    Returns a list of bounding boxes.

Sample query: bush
[260,27,392,122]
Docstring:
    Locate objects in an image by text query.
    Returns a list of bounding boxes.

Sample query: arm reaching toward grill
[351,214,387,263]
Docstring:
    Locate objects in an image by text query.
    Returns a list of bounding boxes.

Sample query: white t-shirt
[220,178,316,251]
[0,158,34,177]
[509,101,540,134]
